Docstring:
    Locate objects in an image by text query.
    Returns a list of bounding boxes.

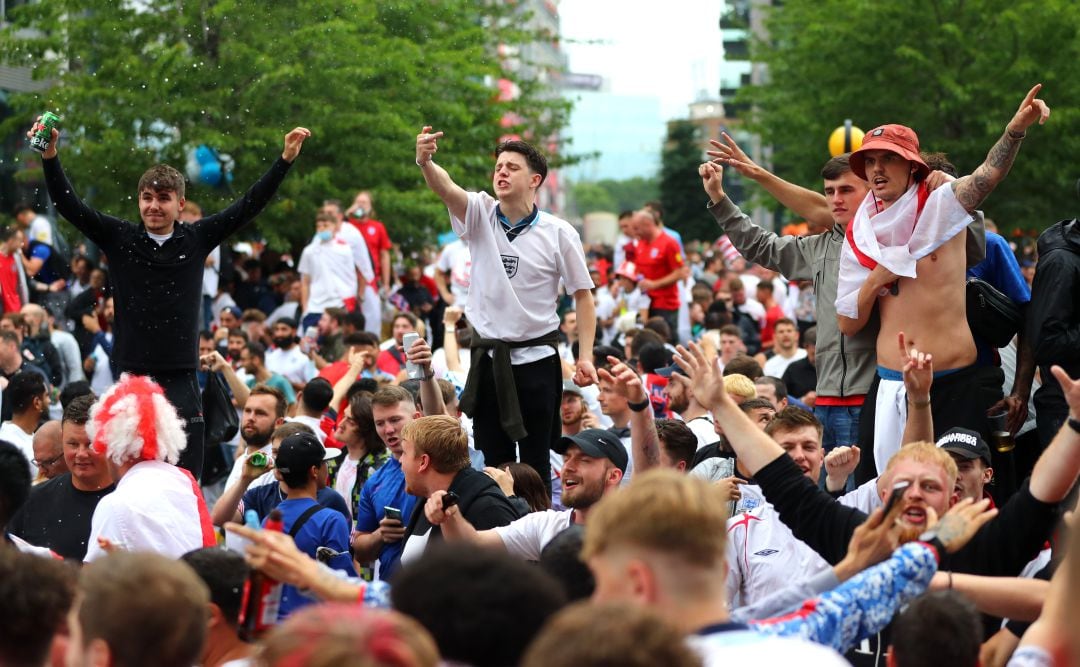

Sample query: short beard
[244,428,273,448]
[563,480,604,510]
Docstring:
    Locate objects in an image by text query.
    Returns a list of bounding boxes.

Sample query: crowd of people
[2,83,1080,667]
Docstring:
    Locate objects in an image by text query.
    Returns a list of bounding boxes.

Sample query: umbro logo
[754,549,779,557]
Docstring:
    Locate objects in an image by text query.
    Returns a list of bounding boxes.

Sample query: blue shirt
[968,231,1030,364]
[355,456,418,581]
[266,497,355,619]
[240,484,351,524]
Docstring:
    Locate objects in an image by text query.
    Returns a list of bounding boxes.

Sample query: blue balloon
[199,160,222,186]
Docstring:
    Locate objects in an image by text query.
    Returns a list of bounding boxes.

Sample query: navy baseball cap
[555,428,628,473]
[936,427,992,466]
[655,362,686,379]
[275,432,341,473]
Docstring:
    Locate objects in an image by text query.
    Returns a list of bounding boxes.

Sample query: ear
[207,602,225,630]
[609,467,624,488]
[949,489,961,507]
[178,197,186,211]
[675,460,688,473]
[275,417,285,427]
[983,467,994,485]
[530,173,543,190]
[625,559,657,603]
[418,453,431,474]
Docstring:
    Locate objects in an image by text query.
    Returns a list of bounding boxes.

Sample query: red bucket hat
[849,124,930,181]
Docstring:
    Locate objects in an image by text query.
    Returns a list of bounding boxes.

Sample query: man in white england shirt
[416,127,598,490]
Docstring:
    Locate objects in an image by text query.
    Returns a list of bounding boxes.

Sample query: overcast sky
[558,0,724,120]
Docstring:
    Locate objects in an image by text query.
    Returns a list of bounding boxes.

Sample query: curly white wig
[87,373,187,466]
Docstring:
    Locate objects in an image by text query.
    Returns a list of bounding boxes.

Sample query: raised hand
[1050,365,1080,420]
[699,161,726,203]
[416,125,444,166]
[673,341,728,412]
[1008,84,1051,134]
[597,356,647,403]
[706,131,765,180]
[26,116,60,159]
[899,331,933,402]
[282,127,312,162]
[824,445,860,492]
[928,497,998,554]
[573,357,599,388]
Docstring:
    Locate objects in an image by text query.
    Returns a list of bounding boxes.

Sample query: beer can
[29,112,61,153]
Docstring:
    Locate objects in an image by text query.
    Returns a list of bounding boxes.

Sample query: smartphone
[442,491,460,512]
[383,506,402,522]
[402,332,422,379]
[882,480,911,516]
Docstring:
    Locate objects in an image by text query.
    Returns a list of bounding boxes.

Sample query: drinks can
[29,112,61,153]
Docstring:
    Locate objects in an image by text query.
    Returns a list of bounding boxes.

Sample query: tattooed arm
[952,84,1050,213]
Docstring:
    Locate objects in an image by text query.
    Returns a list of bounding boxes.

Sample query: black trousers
[471,353,561,493]
[125,368,205,482]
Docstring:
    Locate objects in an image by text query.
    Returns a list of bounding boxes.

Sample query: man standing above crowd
[416,126,597,489]
[702,150,876,454]
[8,394,115,560]
[298,211,364,332]
[33,120,311,481]
[834,85,1049,471]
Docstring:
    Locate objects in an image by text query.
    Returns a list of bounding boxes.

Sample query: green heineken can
[249,452,269,468]
[29,112,61,153]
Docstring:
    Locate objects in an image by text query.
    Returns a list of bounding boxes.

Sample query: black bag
[965,277,1023,348]
[201,371,239,485]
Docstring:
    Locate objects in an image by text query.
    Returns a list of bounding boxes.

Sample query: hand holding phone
[383,506,403,522]
[441,491,460,512]
[882,481,911,517]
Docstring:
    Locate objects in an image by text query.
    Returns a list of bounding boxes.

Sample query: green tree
[0,0,570,252]
[660,120,712,241]
[739,0,1080,231]
[569,181,615,215]
[596,176,660,214]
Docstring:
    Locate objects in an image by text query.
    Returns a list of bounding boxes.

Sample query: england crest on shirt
[501,254,519,278]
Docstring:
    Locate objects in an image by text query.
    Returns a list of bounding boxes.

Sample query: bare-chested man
[836,84,1050,473]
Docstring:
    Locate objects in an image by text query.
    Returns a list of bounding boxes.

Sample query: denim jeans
[814,404,862,451]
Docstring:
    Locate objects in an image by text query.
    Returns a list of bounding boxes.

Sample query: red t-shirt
[760,304,785,348]
[350,218,392,285]
[633,233,683,310]
[0,253,22,313]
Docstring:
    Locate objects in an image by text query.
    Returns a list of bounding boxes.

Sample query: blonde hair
[882,441,958,489]
[722,373,757,400]
[582,469,728,568]
[400,415,469,474]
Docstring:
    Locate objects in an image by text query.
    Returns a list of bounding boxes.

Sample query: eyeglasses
[32,453,64,468]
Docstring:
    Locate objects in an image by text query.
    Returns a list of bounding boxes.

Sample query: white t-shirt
[436,239,472,307]
[85,460,209,561]
[684,414,718,450]
[284,415,326,444]
[451,191,593,365]
[336,222,376,284]
[266,346,317,386]
[28,215,54,246]
[333,455,359,511]
[203,246,221,298]
[0,421,35,478]
[493,508,574,560]
[687,627,848,666]
[724,484,831,609]
[298,236,359,314]
[763,348,808,379]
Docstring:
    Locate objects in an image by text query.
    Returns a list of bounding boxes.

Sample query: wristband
[1068,417,1080,434]
[1007,128,1026,140]
[628,398,651,413]
[416,158,430,167]
[908,397,931,409]
[420,370,435,381]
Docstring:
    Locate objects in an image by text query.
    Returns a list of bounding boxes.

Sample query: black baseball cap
[936,427,992,466]
[275,432,341,473]
[554,428,629,473]
[655,362,686,379]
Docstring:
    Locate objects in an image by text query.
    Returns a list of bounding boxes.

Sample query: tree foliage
[660,120,713,241]
[0,0,570,251]
[569,176,658,216]
[738,0,1080,230]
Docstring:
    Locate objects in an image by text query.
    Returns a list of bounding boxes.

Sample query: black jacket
[405,467,521,550]
[1028,218,1080,407]
[43,156,291,372]
[755,454,1056,577]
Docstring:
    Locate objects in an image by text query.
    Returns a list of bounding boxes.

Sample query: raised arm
[441,307,464,374]
[708,132,834,228]
[951,84,1050,213]
[599,357,661,473]
[899,331,934,445]
[201,350,250,408]
[416,126,469,223]
[405,336,445,416]
[1028,366,1080,503]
